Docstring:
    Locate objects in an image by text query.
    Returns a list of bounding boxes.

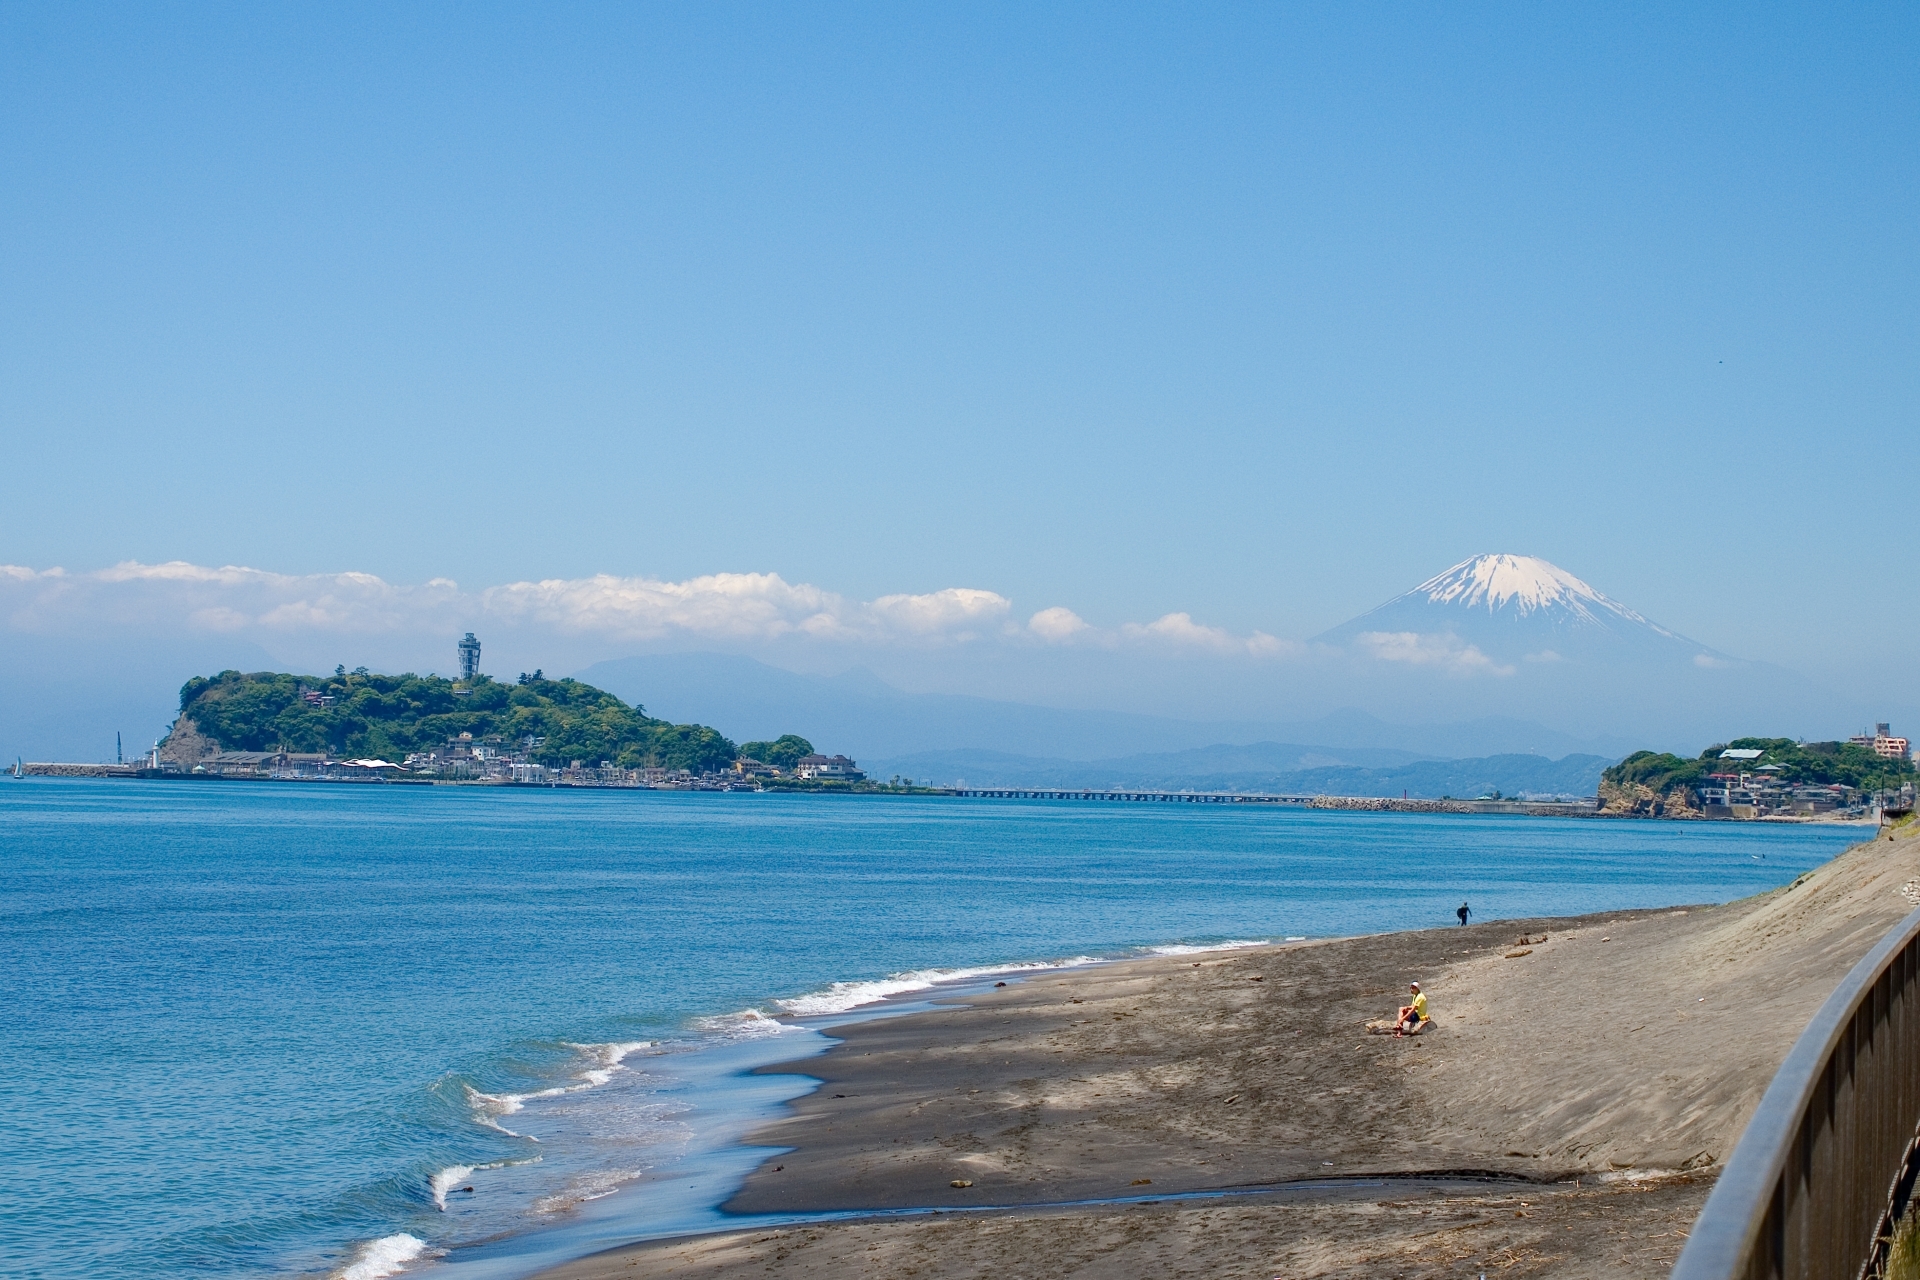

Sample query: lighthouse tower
[457,633,481,680]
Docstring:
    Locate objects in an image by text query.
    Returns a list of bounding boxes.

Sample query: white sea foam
[462,1084,535,1137]
[430,1164,475,1211]
[531,1167,645,1216]
[690,1008,794,1039]
[334,1233,430,1280]
[563,1040,653,1086]
[430,1157,540,1209]
[1142,939,1272,957]
[462,1041,653,1136]
[774,958,1098,1016]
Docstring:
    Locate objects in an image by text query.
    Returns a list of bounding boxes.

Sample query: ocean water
[1,779,1865,1280]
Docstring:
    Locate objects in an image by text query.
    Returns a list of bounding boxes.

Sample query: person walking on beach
[1396,983,1428,1036]
[1457,902,1470,927]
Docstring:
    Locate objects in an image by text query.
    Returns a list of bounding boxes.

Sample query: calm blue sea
[1,779,1864,1280]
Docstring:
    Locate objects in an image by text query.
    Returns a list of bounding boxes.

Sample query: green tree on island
[172,669,739,774]
[738,735,814,770]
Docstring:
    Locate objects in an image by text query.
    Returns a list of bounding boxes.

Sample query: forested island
[164,668,753,774]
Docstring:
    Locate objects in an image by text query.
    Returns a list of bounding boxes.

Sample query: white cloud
[1694,653,1729,669]
[1,560,445,636]
[867,588,1011,638]
[1027,606,1091,641]
[0,561,1023,650]
[481,573,1011,645]
[0,560,1295,664]
[1120,612,1292,657]
[483,572,835,641]
[1354,630,1515,677]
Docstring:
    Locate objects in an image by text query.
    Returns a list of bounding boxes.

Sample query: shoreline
[512,819,1920,1280]
[425,944,1285,1280]
[13,773,1877,823]
[9,780,1878,1280]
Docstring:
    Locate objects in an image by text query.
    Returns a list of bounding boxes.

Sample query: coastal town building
[794,753,864,781]
[1849,723,1912,760]
[193,751,400,781]
[1694,770,1909,820]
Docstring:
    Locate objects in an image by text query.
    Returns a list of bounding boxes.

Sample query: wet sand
[534,821,1920,1279]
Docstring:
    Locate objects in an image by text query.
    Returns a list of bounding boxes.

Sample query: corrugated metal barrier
[1673,903,1920,1280]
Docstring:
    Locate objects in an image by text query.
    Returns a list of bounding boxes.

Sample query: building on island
[794,753,864,781]
[1698,770,1856,819]
[458,633,482,681]
[1690,723,1916,817]
[1849,723,1912,760]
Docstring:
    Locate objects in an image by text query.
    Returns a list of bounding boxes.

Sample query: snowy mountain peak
[1407,555,1653,629]
[1306,555,1758,715]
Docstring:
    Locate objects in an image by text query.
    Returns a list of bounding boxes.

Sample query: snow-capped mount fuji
[1314,553,1727,669]
[1411,555,1664,631]
[1301,553,1861,747]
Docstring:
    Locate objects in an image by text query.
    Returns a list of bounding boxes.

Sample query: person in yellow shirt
[1395,982,1429,1036]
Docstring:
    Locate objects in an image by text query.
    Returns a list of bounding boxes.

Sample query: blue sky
[2,3,1916,725]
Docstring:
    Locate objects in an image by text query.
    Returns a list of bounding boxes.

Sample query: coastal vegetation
[738,735,814,770]
[1599,736,1915,817]
[171,669,742,774]
[1603,737,1916,795]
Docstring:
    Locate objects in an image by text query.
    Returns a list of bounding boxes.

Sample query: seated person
[1395,982,1429,1036]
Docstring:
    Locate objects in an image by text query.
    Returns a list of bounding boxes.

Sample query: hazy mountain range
[576,651,1638,764]
[860,743,1612,799]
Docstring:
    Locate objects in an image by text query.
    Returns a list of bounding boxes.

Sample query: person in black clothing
[1456,902,1471,927]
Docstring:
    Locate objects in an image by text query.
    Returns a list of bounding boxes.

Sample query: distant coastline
[11,655,1900,826]
[9,766,1882,823]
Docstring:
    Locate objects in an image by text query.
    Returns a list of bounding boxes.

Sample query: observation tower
[457,633,481,680]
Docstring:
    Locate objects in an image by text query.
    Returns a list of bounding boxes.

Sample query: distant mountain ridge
[864,741,1612,799]
[574,652,1638,763]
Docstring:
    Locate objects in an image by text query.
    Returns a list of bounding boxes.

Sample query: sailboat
[12,757,22,779]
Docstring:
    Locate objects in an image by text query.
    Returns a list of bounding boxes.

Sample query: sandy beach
[533,820,1920,1279]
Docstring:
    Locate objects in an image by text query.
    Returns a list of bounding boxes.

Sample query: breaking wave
[333,1233,430,1280]
[462,1041,652,1135]
[774,957,1097,1016]
[429,1157,540,1211]
[689,1008,794,1039]
[1141,939,1273,956]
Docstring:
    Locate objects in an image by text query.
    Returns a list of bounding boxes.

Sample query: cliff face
[157,715,220,766]
[1598,779,1702,818]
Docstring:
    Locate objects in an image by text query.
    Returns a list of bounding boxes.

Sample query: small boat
[12,757,22,779]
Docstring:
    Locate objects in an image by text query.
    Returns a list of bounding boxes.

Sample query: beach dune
[537,821,1920,1278]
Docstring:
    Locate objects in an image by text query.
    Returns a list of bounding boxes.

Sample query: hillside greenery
[173,669,742,774]
[1603,736,1916,795]
[739,735,814,770]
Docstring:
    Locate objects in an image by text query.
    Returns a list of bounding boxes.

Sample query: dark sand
[533,820,1920,1279]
